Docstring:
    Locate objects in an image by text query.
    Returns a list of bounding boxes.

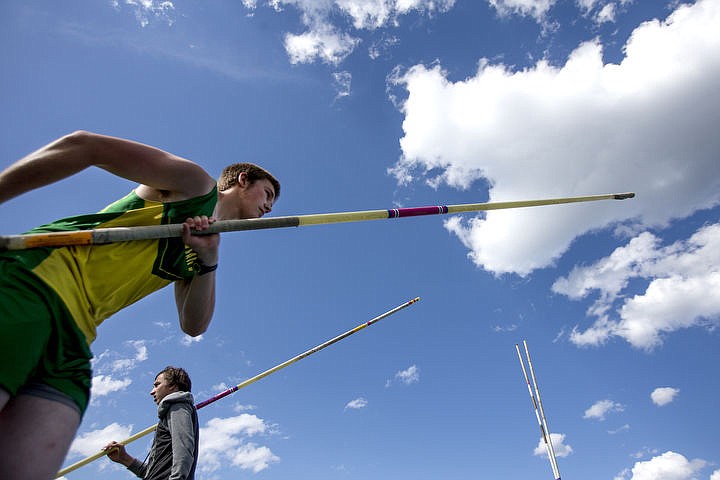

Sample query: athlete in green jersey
[0,131,280,479]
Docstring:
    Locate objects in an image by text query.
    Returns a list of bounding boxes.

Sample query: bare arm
[0,131,216,204]
[174,271,217,337]
[174,216,219,337]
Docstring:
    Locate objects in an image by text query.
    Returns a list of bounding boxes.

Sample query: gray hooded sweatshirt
[127,391,199,480]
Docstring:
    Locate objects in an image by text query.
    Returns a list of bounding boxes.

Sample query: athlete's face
[218,173,276,220]
[150,373,178,404]
[238,177,275,218]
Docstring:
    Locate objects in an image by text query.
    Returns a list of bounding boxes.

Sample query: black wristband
[196,262,218,276]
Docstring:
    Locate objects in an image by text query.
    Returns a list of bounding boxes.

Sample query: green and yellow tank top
[2,187,218,344]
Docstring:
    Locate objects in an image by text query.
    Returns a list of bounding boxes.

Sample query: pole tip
[614,192,635,200]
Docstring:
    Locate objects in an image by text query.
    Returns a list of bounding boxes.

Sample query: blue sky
[1,0,719,479]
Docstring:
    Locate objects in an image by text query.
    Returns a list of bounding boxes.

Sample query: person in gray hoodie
[104,366,199,480]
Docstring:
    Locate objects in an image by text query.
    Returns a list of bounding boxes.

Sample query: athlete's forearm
[175,273,216,337]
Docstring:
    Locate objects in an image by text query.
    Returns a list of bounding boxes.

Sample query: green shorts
[0,258,92,414]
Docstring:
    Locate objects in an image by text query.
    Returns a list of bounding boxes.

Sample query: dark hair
[218,162,280,199]
[157,366,192,392]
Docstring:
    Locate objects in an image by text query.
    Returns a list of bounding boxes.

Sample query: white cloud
[389,0,720,277]
[284,26,360,65]
[229,444,279,473]
[608,423,630,434]
[533,432,572,458]
[332,71,353,98]
[651,387,679,406]
[368,34,399,59]
[112,0,176,27]
[336,0,394,29]
[233,403,257,412]
[595,2,616,23]
[181,333,203,346]
[199,414,279,474]
[576,0,600,14]
[89,342,148,403]
[93,340,149,380]
[345,397,368,410]
[583,399,624,420]
[627,451,706,480]
[488,0,557,21]
[711,469,720,480]
[111,340,149,371]
[555,223,720,350]
[614,468,631,480]
[247,0,456,65]
[632,447,660,460]
[91,374,133,398]
[577,0,623,25]
[69,423,133,458]
[492,323,518,332]
[395,364,420,384]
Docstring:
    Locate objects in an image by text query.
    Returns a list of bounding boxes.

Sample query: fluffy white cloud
[68,423,133,458]
[336,0,394,29]
[395,364,420,384]
[91,374,132,398]
[627,451,706,480]
[284,26,360,65]
[389,0,720,277]
[554,223,720,350]
[595,3,616,23]
[245,0,455,64]
[651,387,679,406]
[711,469,720,480]
[345,397,369,409]
[533,432,572,458]
[89,341,145,403]
[583,399,624,420]
[199,414,279,474]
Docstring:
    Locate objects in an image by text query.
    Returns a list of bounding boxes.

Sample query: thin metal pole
[2,192,635,250]
[516,341,561,480]
[56,297,420,478]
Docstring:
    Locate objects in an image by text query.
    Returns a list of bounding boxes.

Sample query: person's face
[220,173,276,220]
[150,373,178,404]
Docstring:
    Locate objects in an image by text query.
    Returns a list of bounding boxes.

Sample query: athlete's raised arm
[0,130,216,205]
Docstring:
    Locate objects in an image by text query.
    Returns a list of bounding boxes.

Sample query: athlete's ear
[237,171,249,188]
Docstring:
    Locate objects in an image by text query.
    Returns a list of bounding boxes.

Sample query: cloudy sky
[1,0,719,479]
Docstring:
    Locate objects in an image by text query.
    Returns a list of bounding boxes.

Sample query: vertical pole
[516,341,561,480]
